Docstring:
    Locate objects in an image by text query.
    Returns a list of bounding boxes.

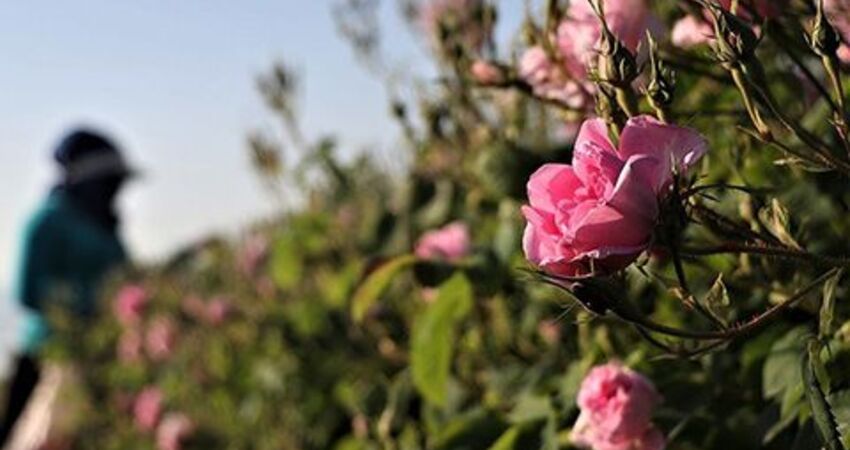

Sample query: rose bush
[42,0,850,449]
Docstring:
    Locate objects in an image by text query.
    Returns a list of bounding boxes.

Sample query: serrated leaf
[350,254,416,322]
[828,389,850,448]
[411,273,473,406]
[804,340,844,450]
[821,269,844,339]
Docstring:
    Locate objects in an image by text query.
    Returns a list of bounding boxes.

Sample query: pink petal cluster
[522,116,707,277]
[145,316,177,362]
[419,0,488,51]
[133,386,163,432]
[118,328,144,363]
[519,0,657,107]
[114,284,148,325]
[672,0,780,49]
[156,412,195,450]
[205,297,232,326]
[572,363,665,450]
[826,0,850,64]
[414,221,471,262]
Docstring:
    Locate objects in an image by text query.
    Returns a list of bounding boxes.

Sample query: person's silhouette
[0,129,137,444]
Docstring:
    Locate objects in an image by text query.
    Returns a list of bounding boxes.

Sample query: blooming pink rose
[826,0,850,64]
[145,317,177,362]
[415,221,471,262]
[156,412,194,450]
[522,116,707,277]
[470,59,505,85]
[114,284,148,325]
[133,386,163,432]
[419,0,488,51]
[117,328,143,363]
[571,363,665,450]
[205,297,232,326]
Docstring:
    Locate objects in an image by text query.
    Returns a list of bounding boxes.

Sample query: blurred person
[0,129,137,445]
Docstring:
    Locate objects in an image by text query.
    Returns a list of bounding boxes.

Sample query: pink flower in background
[156,412,195,450]
[205,297,232,326]
[118,328,144,363]
[522,116,707,277]
[419,0,488,51]
[470,59,505,85]
[145,317,177,362]
[415,221,471,262]
[114,284,148,325]
[571,363,665,450]
[519,46,591,108]
[133,386,163,432]
[519,0,657,108]
[826,0,850,64]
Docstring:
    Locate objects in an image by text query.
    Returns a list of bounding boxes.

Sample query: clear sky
[0,2,525,365]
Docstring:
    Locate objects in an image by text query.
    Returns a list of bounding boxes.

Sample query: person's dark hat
[54,128,138,184]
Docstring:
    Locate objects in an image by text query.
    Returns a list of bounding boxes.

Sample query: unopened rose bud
[809,0,842,57]
[597,26,638,88]
[707,3,760,65]
[645,34,676,108]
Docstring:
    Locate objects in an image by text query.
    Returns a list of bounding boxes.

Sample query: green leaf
[821,269,843,339]
[804,340,844,450]
[350,254,416,322]
[411,273,473,406]
[270,235,303,290]
[763,327,808,400]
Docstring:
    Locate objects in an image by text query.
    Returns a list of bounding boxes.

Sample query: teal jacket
[16,190,127,354]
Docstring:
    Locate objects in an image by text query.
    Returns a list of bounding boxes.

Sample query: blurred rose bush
[42,0,850,449]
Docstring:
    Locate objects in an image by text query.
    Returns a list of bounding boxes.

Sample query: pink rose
[133,386,163,432]
[205,297,231,326]
[145,317,177,362]
[419,0,488,51]
[470,59,505,85]
[571,363,665,450]
[156,412,194,450]
[519,46,591,109]
[520,0,657,107]
[415,221,471,262]
[826,0,850,64]
[117,328,143,363]
[114,284,148,325]
[522,116,707,277]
